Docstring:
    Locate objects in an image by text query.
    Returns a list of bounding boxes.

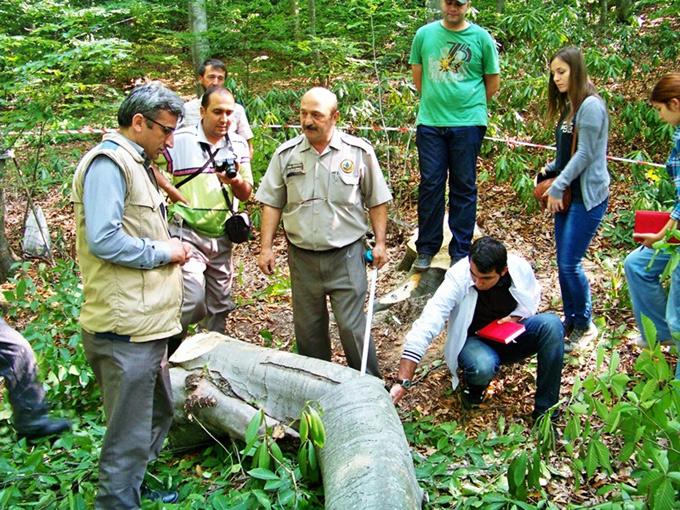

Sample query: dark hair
[469,236,507,274]
[117,83,184,127]
[547,47,598,121]
[650,73,680,104]
[201,87,234,109]
[198,58,226,76]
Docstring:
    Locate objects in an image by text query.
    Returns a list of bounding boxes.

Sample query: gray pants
[170,224,234,333]
[0,318,45,418]
[82,331,173,510]
[288,240,380,377]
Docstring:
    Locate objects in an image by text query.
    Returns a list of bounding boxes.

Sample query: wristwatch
[399,379,413,389]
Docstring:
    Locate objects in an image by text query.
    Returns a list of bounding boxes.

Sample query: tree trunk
[188,0,210,96]
[427,0,439,22]
[615,0,632,22]
[496,0,505,13]
[0,154,19,283]
[307,0,321,68]
[169,333,424,509]
[291,0,301,40]
[599,0,608,26]
[319,377,424,510]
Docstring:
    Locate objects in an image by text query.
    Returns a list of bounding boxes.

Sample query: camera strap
[174,142,219,190]
[219,134,237,214]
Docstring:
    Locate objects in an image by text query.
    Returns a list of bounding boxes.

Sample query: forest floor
[3,139,677,506]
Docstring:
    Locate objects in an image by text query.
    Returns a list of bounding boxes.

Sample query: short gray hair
[117,83,184,127]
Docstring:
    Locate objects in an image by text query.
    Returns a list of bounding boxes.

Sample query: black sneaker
[15,405,71,440]
[413,254,433,272]
[141,486,179,504]
[461,384,486,409]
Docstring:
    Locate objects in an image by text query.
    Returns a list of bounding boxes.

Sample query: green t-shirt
[410,21,500,127]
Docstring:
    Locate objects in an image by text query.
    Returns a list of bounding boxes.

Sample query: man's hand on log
[389,384,406,404]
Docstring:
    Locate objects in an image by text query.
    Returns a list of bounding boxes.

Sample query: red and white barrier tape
[8,124,665,168]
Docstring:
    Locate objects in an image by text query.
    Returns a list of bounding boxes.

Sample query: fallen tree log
[168,333,424,509]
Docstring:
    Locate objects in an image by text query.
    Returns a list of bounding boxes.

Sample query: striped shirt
[668,126,680,221]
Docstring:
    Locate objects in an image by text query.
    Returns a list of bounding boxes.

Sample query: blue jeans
[624,246,680,378]
[415,125,486,261]
[458,313,565,414]
[554,199,607,330]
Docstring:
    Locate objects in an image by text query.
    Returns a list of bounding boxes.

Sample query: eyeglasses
[143,115,176,136]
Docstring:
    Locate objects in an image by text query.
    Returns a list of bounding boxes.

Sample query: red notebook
[476,320,526,344]
[634,210,679,243]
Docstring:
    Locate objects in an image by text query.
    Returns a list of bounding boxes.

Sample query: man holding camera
[164,87,252,351]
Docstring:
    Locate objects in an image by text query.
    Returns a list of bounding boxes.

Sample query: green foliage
[559,334,680,507]
[232,406,324,508]
[1,0,679,507]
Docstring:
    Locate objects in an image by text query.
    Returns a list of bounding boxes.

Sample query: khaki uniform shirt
[256,130,392,250]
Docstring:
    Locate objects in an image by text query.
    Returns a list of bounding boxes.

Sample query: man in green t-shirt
[410,0,500,271]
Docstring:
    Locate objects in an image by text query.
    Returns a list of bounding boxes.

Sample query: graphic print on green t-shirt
[436,42,472,79]
[410,22,500,127]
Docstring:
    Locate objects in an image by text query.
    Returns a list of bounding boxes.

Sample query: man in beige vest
[72,83,191,509]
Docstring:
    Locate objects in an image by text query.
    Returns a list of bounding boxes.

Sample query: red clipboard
[634,210,679,243]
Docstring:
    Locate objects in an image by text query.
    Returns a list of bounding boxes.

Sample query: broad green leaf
[653,479,674,510]
[247,468,279,481]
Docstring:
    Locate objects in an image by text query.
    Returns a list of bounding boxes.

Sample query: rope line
[8,124,665,168]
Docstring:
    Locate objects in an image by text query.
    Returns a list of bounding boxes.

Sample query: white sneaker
[630,334,674,347]
[564,323,598,353]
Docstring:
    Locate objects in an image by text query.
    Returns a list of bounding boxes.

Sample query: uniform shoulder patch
[339,132,373,152]
[275,134,305,156]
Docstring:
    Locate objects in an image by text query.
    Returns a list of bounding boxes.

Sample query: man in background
[410,0,500,271]
[182,58,255,158]
[0,316,71,439]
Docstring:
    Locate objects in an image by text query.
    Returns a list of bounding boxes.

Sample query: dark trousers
[457,313,565,414]
[0,318,45,419]
[82,331,174,510]
[288,240,381,377]
[415,125,486,261]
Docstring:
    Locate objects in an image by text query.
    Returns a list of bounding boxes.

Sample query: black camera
[215,152,237,179]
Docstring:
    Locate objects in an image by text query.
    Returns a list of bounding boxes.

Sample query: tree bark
[599,0,608,26]
[168,333,424,509]
[188,0,210,96]
[0,153,19,283]
[615,0,632,22]
[291,0,301,40]
[307,0,321,68]
[427,0,440,22]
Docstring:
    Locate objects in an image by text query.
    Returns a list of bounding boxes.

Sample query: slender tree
[188,0,210,95]
[0,166,19,283]
[291,0,301,39]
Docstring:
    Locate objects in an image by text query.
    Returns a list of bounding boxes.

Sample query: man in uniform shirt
[164,87,253,350]
[72,83,191,508]
[182,58,254,158]
[256,87,392,377]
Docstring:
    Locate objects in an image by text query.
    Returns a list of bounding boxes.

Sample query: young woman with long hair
[624,72,680,378]
[541,47,610,352]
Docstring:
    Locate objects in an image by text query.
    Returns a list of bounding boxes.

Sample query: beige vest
[72,132,182,342]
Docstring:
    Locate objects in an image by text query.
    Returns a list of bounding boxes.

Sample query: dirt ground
[5,147,679,506]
